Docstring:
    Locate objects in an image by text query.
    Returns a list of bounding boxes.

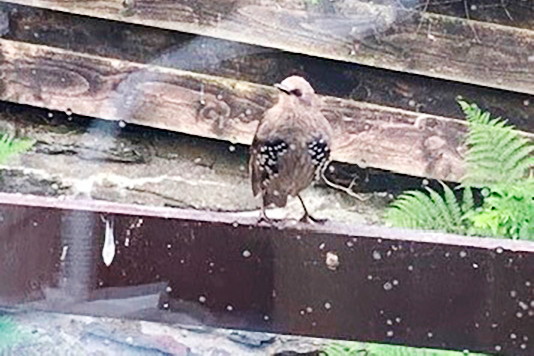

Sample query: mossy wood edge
[3,0,534,95]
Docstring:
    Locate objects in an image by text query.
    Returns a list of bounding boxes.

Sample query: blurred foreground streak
[0,193,532,355]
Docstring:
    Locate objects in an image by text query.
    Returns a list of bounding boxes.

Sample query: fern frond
[385,185,465,234]
[461,186,474,213]
[458,101,534,186]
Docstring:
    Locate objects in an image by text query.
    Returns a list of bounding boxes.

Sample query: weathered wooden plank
[5,3,534,135]
[3,0,534,95]
[425,0,534,31]
[0,38,479,181]
[1,192,534,355]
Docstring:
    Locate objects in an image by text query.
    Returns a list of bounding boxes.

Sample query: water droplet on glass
[519,301,528,310]
[372,251,381,260]
[525,281,531,287]
[408,265,414,271]
[324,302,331,310]
[495,247,504,254]
[393,280,399,286]
[459,251,467,258]
[422,179,429,186]
[306,307,313,313]
[166,286,172,293]
[524,336,529,341]
[242,250,251,258]
[199,295,206,303]
[126,337,133,344]
[521,344,527,350]
[118,120,126,128]
[494,345,502,351]
[346,241,354,248]
[510,290,517,298]
[383,282,393,291]
[367,275,373,280]
[462,350,469,355]
[226,305,233,311]
[427,332,433,338]
[163,303,169,309]
[167,244,172,249]
[510,333,517,339]
[300,310,305,315]
[472,263,478,269]
[65,108,72,116]
[516,312,523,318]
[47,112,54,118]
[386,319,393,325]
[228,145,236,152]
[232,221,239,228]
[386,330,394,337]
[395,317,401,323]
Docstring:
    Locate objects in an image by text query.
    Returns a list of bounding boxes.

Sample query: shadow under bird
[249,76,333,223]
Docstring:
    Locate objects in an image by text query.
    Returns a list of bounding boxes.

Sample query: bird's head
[274,76,317,107]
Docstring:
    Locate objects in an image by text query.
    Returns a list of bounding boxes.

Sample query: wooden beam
[425,0,534,30]
[2,0,534,95]
[5,3,534,135]
[0,38,481,181]
[1,192,533,355]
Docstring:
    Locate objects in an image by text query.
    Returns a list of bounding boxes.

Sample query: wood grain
[0,39,481,181]
[5,4,534,136]
[3,0,534,95]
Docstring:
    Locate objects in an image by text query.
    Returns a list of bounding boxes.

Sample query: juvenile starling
[249,76,333,223]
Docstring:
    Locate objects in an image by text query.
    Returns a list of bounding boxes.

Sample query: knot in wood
[199,97,232,135]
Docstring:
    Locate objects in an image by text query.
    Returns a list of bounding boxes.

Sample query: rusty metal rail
[0,193,533,355]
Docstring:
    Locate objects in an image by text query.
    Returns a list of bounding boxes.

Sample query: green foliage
[384,101,534,240]
[384,183,472,235]
[322,341,489,356]
[0,133,34,164]
[466,181,534,240]
[0,316,23,351]
[458,101,534,185]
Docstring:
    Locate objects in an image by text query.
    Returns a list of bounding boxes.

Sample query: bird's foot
[300,213,327,224]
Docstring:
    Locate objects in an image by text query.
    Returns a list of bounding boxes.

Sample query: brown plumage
[249,76,333,223]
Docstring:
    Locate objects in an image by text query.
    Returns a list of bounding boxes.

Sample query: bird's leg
[257,195,274,225]
[297,194,326,224]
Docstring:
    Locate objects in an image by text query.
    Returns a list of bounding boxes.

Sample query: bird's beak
[274,83,290,94]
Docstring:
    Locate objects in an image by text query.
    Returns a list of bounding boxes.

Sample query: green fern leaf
[461,186,474,213]
[385,185,465,234]
[458,101,534,185]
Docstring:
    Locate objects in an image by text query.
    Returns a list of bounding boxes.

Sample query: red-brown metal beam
[0,193,532,355]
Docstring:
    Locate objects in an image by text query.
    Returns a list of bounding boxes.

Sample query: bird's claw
[300,214,327,224]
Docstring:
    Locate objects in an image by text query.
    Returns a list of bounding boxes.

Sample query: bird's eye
[291,89,303,97]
